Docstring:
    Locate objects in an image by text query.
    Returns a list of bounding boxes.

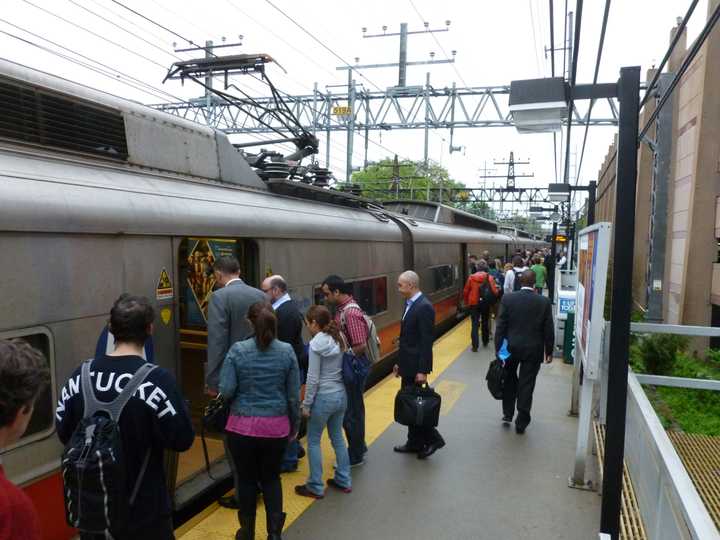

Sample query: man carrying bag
[392,271,445,460]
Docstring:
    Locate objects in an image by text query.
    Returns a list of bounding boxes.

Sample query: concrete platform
[285,330,600,539]
[177,320,600,539]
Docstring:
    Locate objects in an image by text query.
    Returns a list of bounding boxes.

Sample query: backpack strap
[107,363,157,423]
[80,361,157,422]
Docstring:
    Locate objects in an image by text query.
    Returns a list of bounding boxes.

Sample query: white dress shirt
[272,293,292,310]
[403,291,423,320]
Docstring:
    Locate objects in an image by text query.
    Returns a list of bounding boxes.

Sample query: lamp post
[510,68,641,540]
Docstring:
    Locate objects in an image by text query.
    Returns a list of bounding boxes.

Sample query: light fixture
[548,183,570,202]
[509,77,567,134]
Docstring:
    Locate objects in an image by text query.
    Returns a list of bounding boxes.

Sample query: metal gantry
[149,83,619,134]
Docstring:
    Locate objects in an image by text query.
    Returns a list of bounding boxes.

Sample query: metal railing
[572,320,720,539]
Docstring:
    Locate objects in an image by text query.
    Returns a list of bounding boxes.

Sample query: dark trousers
[343,365,369,463]
[470,304,491,349]
[226,432,287,516]
[502,354,542,428]
[401,376,443,449]
[79,517,174,540]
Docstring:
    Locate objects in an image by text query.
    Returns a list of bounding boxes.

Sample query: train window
[0,328,55,452]
[313,276,388,316]
[431,264,455,292]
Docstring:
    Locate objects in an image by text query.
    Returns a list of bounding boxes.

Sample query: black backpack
[61,361,156,535]
[512,270,523,292]
[485,359,506,400]
[479,276,498,305]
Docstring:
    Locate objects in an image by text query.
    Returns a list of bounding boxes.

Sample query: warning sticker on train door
[156,268,174,300]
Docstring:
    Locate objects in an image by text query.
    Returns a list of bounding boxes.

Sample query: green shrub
[706,349,720,366]
[635,334,689,375]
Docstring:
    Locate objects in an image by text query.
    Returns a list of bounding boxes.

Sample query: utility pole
[478,151,534,214]
[355,21,456,88]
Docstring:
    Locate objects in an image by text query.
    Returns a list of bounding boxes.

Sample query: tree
[346,157,465,204]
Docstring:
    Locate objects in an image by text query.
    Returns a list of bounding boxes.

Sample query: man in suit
[393,270,445,459]
[206,255,265,508]
[494,269,555,434]
[262,274,307,472]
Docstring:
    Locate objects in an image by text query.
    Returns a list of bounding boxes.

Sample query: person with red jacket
[463,260,500,351]
[0,339,50,540]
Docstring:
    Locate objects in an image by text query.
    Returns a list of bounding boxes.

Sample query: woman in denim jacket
[219,302,300,540]
[294,305,352,499]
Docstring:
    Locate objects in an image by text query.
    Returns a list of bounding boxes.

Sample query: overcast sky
[0,0,711,217]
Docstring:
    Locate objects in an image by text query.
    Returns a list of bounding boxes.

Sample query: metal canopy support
[645,73,672,322]
[600,65,641,540]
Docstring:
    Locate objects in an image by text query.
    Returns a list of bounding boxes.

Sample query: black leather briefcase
[394,383,442,428]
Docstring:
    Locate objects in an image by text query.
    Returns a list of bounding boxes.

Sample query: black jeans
[343,357,369,464]
[226,432,288,516]
[470,304,491,349]
[79,517,174,540]
[401,376,443,449]
[502,354,542,428]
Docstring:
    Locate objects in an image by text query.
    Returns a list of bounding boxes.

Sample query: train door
[172,237,259,494]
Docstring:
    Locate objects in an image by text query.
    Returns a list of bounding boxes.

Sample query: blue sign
[559,296,576,315]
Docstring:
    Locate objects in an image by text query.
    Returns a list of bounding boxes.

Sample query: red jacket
[0,466,41,540]
[463,272,499,306]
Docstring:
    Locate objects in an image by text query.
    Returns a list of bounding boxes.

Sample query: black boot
[266,512,286,540]
[236,513,256,540]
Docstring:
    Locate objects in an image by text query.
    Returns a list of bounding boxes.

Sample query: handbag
[394,383,441,428]
[200,394,229,479]
[341,351,369,386]
[485,359,507,400]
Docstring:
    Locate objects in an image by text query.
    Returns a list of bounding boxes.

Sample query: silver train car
[0,60,545,539]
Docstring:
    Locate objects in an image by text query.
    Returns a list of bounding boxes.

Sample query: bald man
[262,275,307,472]
[393,271,445,459]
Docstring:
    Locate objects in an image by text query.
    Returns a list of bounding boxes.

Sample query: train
[0,59,545,540]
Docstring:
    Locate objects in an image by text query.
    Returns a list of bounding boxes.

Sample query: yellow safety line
[178,318,472,539]
[435,380,468,416]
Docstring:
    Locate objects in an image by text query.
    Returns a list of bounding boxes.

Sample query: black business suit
[494,287,554,429]
[275,298,307,375]
[398,293,443,449]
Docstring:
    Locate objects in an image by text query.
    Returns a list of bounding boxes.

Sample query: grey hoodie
[303,331,345,409]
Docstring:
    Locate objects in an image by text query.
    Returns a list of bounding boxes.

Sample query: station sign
[332,106,352,116]
[554,234,568,243]
[557,291,576,321]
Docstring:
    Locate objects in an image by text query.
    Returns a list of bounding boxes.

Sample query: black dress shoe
[218,495,240,509]
[515,425,526,434]
[393,444,422,453]
[297,446,306,459]
[417,439,446,459]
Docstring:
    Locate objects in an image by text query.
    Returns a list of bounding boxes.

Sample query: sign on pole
[574,222,612,380]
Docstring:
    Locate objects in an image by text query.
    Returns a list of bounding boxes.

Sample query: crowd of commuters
[0,246,560,540]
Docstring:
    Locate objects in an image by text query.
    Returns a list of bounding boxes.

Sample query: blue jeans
[343,356,369,463]
[306,390,351,495]
[282,438,302,470]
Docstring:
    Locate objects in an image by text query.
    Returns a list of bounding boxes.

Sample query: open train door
[168,236,259,509]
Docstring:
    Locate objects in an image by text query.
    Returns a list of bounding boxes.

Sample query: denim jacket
[219,337,300,433]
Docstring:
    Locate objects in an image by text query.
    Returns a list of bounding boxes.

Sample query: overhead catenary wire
[64,0,178,61]
[19,0,168,70]
[638,1,720,142]
[640,0,699,110]
[108,0,395,165]
[573,0,611,189]
[0,29,178,103]
[562,0,582,185]
[528,0,543,77]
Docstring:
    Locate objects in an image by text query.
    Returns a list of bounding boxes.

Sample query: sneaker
[349,458,365,468]
[502,415,513,425]
[326,478,352,493]
[294,484,323,499]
